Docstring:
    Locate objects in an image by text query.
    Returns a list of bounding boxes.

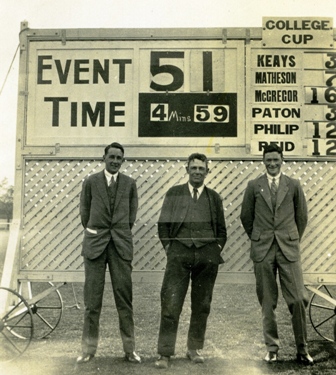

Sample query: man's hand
[164,244,170,255]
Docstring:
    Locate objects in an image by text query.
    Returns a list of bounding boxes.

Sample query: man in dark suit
[155,153,227,369]
[240,144,313,365]
[77,142,141,364]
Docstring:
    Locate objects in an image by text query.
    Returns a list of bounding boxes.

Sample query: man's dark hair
[187,153,208,168]
[263,144,283,159]
[104,142,124,156]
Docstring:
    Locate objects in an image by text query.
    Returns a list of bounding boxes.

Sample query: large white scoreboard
[18,17,336,159]
[26,40,245,150]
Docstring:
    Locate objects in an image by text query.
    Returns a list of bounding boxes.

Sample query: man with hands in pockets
[77,142,141,365]
[240,144,313,366]
[155,153,227,369]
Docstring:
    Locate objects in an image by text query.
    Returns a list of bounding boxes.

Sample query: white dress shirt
[104,169,119,185]
[266,172,281,189]
[188,182,205,200]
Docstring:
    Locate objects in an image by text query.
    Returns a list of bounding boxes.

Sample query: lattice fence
[20,159,336,280]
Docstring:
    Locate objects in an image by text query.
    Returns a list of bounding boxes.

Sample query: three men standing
[77,143,313,367]
[240,144,313,365]
[77,142,141,364]
[155,153,227,369]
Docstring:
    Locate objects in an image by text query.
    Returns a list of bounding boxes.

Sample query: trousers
[81,238,135,355]
[254,240,309,354]
[157,240,219,356]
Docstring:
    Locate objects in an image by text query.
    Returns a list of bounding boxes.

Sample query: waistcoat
[176,190,215,248]
[107,180,117,215]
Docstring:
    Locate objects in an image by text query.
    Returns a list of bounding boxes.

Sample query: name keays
[257,55,296,68]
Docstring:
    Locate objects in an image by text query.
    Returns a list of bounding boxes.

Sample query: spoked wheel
[308,284,336,342]
[0,287,34,362]
[18,282,64,339]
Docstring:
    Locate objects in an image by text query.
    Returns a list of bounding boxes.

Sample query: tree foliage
[0,178,14,224]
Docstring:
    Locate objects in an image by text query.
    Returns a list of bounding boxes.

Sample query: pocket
[289,230,299,240]
[251,230,261,241]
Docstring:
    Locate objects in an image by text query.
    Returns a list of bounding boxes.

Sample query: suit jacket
[158,183,227,255]
[80,170,138,260]
[240,174,307,262]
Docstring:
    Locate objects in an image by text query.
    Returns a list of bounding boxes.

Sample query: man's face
[186,158,208,188]
[103,147,124,174]
[263,151,283,176]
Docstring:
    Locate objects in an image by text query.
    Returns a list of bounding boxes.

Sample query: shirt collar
[188,182,205,197]
[104,169,118,184]
[266,172,281,182]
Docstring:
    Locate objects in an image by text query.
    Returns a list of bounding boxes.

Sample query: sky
[0,0,335,185]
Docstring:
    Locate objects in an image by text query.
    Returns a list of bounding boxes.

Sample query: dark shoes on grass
[77,351,141,365]
[125,351,141,363]
[264,351,278,363]
[76,353,94,364]
[296,353,314,366]
[264,351,314,366]
[155,349,204,369]
[155,355,170,369]
[186,349,204,363]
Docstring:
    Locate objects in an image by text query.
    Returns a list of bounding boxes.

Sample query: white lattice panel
[20,159,336,279]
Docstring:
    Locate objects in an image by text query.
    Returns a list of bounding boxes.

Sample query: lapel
[113,173,126,213]
[258,174,289,213]
[179,184,191,222]
[258,174,273,213]
[204,186,217,231]
[95,171,111,213]
[204,186,214,214]
[276,174,289,209]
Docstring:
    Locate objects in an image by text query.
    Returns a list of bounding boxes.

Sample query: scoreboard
[26,40,245,152]
[248,17,336,157]
[21,17,336,159]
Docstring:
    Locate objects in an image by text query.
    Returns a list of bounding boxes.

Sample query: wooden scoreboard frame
[2,19,336,289]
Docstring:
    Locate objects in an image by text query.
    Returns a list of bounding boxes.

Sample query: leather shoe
[125,351,141,363]
[264,352,278,363]
[76,353,94,364]
[155,355,170,369]
[186,349,204,363]
[296,353,314,366]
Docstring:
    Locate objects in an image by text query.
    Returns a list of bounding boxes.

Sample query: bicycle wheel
[0,287,34,362]
[308,284,336,342]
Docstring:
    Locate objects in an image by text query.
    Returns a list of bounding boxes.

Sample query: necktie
[271,178,277,195]
[193,188,198,202]
[271,178,277,210]
[109,176,115,186]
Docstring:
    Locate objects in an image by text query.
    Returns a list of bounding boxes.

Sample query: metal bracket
[20,21,29,32]
[55,143,61,154]
[20,21,29,51]
[222,29,227,44]
[245,29,251,44]
[61,29,67,45]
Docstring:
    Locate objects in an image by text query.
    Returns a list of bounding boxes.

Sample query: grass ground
[0,230,335,375]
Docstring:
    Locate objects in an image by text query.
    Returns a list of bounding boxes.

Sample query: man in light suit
[155,153,227,369]
[240,144,313,365]
[77,142,141,364]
